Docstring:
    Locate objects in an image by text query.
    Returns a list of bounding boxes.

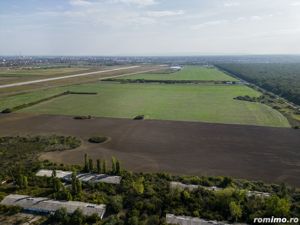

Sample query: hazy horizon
[1,0,300,55]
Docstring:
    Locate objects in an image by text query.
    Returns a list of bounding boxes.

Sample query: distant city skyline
[1,0,300,56]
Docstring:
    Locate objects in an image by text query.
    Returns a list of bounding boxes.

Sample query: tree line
[216,63,300,105]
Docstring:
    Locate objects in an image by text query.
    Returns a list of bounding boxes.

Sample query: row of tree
[83,154,121,175]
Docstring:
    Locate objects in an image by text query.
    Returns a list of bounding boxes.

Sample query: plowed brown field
[0,113,299,186]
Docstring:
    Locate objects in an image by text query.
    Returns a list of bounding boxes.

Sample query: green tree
[116,160,121,175]
[89,159,94,172]
[220,177,233,188]
[84,153,89,172]
[102,160,107,174]
[229,201,242,222]
[53,207,69,224]
[76,179,82,195]
[265,196,290,217]
[71,171,77,194]
[97,159,101,174]
[22,176,28,189]
[70,208,84,225]
[53,177,63,192]
[52,169,56,178]
[128,216,139,225]
[16,175,28,189]
[109,195,123,213]
[133,177,144,194]
[111,156,116,174]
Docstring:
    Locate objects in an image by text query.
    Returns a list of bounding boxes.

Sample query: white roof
[1,194,106,218]
[36,169,122,184]
[170,182,222,192]
[170,182,270,198]
[166,214,248,225]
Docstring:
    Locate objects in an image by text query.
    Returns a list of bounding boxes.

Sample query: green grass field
[119,66,237,81]
[18,83,289,127]
[0,87,67,111]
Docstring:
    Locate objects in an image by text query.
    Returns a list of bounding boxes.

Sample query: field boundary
[103,78,243,85]
[1,91,98,113]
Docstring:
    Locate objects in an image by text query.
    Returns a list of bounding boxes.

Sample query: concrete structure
[36,169,121,184]
[170,182,270,198]
[166,214,248,225]
[1,194,106,218]
[170,182,222,192]
[246,191,271,198]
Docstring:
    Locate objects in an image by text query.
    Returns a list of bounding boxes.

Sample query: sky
[1,0,300,56]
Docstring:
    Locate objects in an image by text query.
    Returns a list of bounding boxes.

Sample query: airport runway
[0,65,140,89]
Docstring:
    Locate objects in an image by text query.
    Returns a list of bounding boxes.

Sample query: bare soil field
[0,113,299,186]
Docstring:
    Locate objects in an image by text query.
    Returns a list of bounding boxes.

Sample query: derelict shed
[1,194,106,219]
[166,214,249,225]
[36,169,122,184]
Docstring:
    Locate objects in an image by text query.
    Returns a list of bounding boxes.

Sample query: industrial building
[1,194,106,218]
[166,214,248,225]
[36,169,122,184]
[170,182,270,198]
[170,181,222,192]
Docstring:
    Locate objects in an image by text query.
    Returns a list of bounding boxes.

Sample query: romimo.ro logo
[254,217,299,224]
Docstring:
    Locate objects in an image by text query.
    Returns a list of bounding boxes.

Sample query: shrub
[88,136,108,144]
[74,115,92,120]
[1,108,12,113]
[133,115,144,120]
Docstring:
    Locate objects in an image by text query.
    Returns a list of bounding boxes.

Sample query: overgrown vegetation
[0,135,81,182]
[0,139,299,225]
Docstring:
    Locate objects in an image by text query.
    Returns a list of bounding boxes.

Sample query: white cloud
[290,2,300,6]
[251,16,262,21]
[69,0,91,6]
[114,0,157,6]
[190,20,228,30]
[146,10,184,18]
[224,1,240,7]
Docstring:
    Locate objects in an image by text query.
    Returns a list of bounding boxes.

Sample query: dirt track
[0,113,299,186]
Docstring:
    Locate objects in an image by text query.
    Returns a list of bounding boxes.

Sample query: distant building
[170,66,182,71]
[166,214,248,225]
[169,181,270,198]
[1,194,106,218]
[36,169,122,184]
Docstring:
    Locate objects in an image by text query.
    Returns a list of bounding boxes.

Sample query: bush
[88,136,108,144]
[133,115,144,120]
[0,205,22,215]
[74,115,92,120]
[272,106,281,110]
[1,108,12,113]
